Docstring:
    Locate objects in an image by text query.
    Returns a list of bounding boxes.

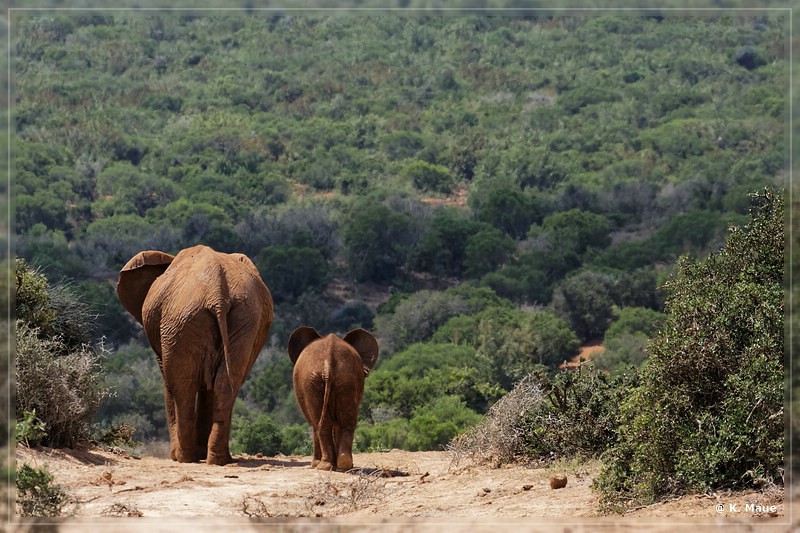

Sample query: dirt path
[10,444,793,531]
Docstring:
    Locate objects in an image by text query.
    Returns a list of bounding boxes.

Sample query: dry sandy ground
[7,444,794,532]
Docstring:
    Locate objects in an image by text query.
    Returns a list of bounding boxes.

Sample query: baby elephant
[288,327,379,472]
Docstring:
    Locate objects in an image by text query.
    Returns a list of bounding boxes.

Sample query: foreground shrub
[16,463,69,517]
[451,366,634,468]
[15,258,94,352]
[595,188,784,510]
[15,258,107,447]
[16,322,108,447]
[448,374,545,466]
[520,366,634,462]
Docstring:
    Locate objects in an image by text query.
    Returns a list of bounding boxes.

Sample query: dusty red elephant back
[116,244,273,466]
[288,327,379,472]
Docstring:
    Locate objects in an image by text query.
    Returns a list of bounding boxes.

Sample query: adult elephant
[117,244,273,465]
[288,327,379,472]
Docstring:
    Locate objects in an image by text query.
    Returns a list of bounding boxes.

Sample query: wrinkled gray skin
[117,244,273,465]
[288,327,379,472]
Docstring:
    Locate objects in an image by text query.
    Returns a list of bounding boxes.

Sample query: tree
[341,201,417,283]
[411,209,485,278]
[474,307,579,387]
[463,228,516,279]
[473,187,539,239]
[374,290,472,354]
[551,270,617,343]
[94,162,179,217]
[255,245,330,303]
[401,159,455,194]
[539,209,611,255]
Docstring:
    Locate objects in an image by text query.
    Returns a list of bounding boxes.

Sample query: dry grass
[100,502,143,517]
[447,374,545,469]
[305,469,387,516]
[240,469,388,518]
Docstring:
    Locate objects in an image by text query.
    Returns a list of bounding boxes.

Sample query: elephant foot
[316,460,335,471]
[336,455,353,472]
[175,446,200,463]
[207,451,233,466]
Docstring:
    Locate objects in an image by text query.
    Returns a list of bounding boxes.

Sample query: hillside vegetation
[12,12,787,510]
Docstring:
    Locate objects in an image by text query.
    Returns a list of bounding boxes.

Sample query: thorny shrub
[16,321,107,447]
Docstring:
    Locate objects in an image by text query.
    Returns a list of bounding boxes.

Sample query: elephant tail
[318,358,334,428]
[214,303,235,393]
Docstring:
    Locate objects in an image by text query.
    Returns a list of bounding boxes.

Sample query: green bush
[473,187,539,239]
[15,258,56,335]
[406,396,482,451]
[356,396,481,452]
[16,464,69,517]
[603,307,665,341]
[592,333,649,375]
[279,424,313,456]
[401,159,455,194]
[95,422,140,450]
[374,290,473,354]
[519,367,633,462]
[539,209,612,255]
[362,342,500,419]
[230,413,282,456]
[551,270,617,343]
[97,343,168,442]
[411,209,485,278]
[463,227,516,279]
[592,306,666,374]
[595,188,784,511]
[473,307,580,386]
[255,244,330,302]
[355,417,411,453]
[341,200,417,283]
[16,410,47,447]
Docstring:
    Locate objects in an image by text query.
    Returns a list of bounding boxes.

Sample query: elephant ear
[343,328,379,374]
[288,326,322,365]
[116,250,174,325]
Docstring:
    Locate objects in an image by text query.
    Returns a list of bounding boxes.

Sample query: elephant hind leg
[173,383,200,463]
[163,385,179,461]
[335,426,356,472]
[206,368,236,466]
[310,427,322,468]
[315,422,337,471]
[196,389,214,460]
